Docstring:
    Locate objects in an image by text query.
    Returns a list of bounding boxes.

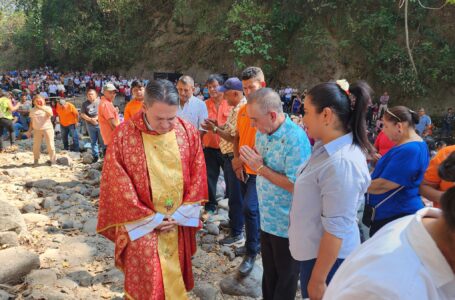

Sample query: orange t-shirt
[56,103,78,127]
[424,145,455,191]
[237,104,257,175]
[203,98,232,149]
[424,145,455,207]
[124,99,144,121]
[98,96,119,145]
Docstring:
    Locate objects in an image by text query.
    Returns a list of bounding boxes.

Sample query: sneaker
[238,255,256,277]
[219,234,245,247]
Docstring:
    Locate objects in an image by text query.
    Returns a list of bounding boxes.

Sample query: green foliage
[0,0,454,101]
[224,0,287,75]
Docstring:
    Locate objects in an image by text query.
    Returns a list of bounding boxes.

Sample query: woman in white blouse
[289,80,374,300]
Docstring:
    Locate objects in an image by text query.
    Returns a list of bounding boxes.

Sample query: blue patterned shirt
[256,116,311,238]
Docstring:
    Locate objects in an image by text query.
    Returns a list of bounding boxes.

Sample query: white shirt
[48,84,57,94]
[289,133,371,260]
[176,96,208,130]
[324,208,455,300]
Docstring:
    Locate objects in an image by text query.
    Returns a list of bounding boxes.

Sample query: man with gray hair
[98,79,208,300]
[176,75,208,131]
[240,88,312,299]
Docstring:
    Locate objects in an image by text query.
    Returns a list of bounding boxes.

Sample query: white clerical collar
[406,208,455,288]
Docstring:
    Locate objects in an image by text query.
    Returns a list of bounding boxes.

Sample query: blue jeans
[240,174,260,256]
[300,258,344,298]
[61,124,79,151]
[14,123,24,138]
[224,155,244,236]
[18,114,29,131]
[86,123,105,159]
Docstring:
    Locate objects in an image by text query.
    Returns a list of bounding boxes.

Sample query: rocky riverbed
[0,138,300,300]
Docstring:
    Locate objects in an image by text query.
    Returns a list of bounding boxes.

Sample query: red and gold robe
[97,112,208,300]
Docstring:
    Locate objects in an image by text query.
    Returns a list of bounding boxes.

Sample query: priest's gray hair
[247,88,283,114]
[144,79,179,106]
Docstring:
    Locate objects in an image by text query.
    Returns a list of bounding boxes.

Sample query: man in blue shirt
[239,88,311,300]
[416,107,431,136]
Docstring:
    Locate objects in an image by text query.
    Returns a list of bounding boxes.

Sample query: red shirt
[374,131,396,156]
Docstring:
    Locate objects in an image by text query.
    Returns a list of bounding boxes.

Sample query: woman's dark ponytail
[410,110,420,125]
[348,81,375,155]
[438,152,455,230]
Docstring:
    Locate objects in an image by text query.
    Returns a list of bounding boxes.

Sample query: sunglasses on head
[385,109,401,122]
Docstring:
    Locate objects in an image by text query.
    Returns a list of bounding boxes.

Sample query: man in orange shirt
[200,74,232,213]
[98,83,119,152]
[231,66,265,276]
[124,81,145,121]
[56,98,79,152]
[420,145,455,207]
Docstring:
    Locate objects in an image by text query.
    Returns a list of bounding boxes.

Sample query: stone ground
[0,136,303,300]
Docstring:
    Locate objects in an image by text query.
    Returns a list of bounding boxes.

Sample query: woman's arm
[7,99,20,112]
[419,179,443,204]
[308,231,342,300]
[367,178,400,194]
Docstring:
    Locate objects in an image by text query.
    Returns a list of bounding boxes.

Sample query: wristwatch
[213,127,218,133]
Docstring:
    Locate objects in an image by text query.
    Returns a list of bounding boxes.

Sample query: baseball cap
[217,77,243,92]
[103,83,118,92]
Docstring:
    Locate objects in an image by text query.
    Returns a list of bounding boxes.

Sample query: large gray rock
[81,152,93,164]
[26,269,58,286]
[193,282,219,300]
[0,200,26,234]
[206,223,220,236]
[86,169,101,182]
[0,232,19,247]
[218,198,229,210]
[82,218,98,234]
[219,264,263,298]
[66,270,92,287]
[56,156,72,166]
[69,193,86,203]
[24,179,58,190]
[90,187,100,198]
[201,235,217,244]
[42,196,55,209]
[0,247,40,284]
[0,290,14,300]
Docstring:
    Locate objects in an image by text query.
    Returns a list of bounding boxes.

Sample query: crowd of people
[1,65,454,300]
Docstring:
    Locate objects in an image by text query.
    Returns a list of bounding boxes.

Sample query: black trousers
[203,147,226,212]
[261,231,300,300]
[0,118,14,150]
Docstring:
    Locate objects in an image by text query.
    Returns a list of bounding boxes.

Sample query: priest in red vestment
[97,79,208,300]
